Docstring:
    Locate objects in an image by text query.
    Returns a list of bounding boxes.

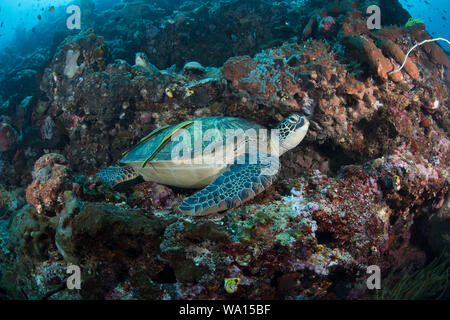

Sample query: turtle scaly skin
[178,154,280,216]
[96,165,139,186]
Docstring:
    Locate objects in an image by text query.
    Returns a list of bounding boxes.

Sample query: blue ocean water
[0,1,115,50]
[399,0,450,52]
[0,0,66,47]
[0,1,448,52]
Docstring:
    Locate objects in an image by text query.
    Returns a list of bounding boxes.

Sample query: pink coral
[26,153,72,214]
[128,181,180,210]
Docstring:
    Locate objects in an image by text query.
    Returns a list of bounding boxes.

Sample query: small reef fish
[224,278,241,293]
[165,87,173,98]
[167,64,177,73]
[184,87,194,98]
[392,175,401,192]
[160,65,177,75]
[49,6,55,12]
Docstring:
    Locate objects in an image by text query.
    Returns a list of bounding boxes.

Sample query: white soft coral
[283,186,319,218]
[63,49,84,79]
[282,185,319,236]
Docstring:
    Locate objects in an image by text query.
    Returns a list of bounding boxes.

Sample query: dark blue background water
[0,0,448,53]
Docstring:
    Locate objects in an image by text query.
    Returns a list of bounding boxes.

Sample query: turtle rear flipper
[178,154,279,216]
[96,165,140,187]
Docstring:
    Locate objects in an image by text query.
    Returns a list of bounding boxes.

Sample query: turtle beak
[294,116,309,131]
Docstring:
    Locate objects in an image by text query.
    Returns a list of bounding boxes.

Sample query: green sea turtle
[97,114,309,216]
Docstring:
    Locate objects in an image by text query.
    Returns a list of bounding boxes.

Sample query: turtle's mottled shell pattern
[121,116,265,163]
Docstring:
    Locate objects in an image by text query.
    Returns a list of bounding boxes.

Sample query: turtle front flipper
[96,165,140,187]
[178,154,280,216]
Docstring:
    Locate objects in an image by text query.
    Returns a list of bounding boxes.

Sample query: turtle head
[275,114,309,155]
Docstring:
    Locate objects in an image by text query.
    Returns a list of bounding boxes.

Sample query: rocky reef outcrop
[0,0,449,300]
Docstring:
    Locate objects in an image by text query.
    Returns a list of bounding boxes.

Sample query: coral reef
[0,0,449,300]
[25,154,73,215]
